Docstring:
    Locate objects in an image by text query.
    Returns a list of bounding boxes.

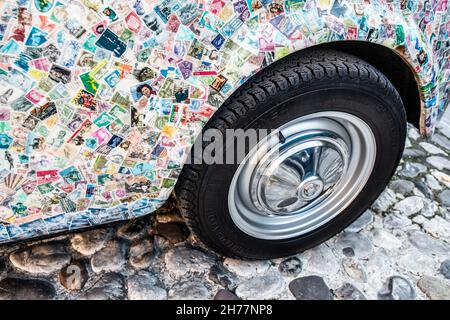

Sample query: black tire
[175,48,407,259]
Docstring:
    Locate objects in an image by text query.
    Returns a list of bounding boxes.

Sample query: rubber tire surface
[175,48,407,259]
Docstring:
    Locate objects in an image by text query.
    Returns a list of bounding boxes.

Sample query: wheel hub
[250,130,348,216]
[298,177,324,201]
[228,111,377,240]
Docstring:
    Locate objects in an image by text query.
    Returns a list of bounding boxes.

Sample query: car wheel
[175,49,407,259]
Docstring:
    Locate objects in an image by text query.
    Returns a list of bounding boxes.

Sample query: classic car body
[0,0,448,244]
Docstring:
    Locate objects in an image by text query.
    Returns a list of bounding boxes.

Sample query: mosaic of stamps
[0,0,449,243]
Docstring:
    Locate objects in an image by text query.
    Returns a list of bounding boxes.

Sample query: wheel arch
[317,41,421,131]
[230,41,422,132]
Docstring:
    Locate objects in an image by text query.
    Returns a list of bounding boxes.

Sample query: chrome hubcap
[228,112,377,240]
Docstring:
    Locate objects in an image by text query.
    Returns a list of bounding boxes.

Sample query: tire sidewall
[197,86,405,259]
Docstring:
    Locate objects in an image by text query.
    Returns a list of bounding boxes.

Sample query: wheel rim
[228,111,377,240]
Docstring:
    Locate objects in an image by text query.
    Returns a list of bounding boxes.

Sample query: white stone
[431,134,450,151]
[9,243,70,275]
[235,272,285,300]
[394,196,424,216]
[399,162,427,178]
[127,271,167,300]
[422,216,450,240]
[71,229,109,256]
[418,276,450,300]
[396,247,437,276]
[342,259,367,282]
[421,199,438,218]
[405,138,412,148]
[408,126,421,140]
[412,215,427,225]
[383,212,412,230]
[426,156,450,171]
[419,142,446,155]
[371,188,397,212]
[431,170,450,188]
[164,246,215,279]
[345,210,374,233]
[334,232,373,259]
[371,228,403,250]
[168,281,212,300]
[301,244,340,276]
[425,174,443,191]
[90,240,126,273]
[223,258,271,278]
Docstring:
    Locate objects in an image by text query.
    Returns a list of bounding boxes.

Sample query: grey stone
[427,156,450,171]
[412,215,427,225]
[431,133,450,151]
[371,228,403,250]
[390,180,415,195]
[419,142,446,155]
[235,273,285,300]
[335,232,373,259]
[443,208,450,221]
[383,212,412,230]
[91,240,126,273]
[439,260,450,279]
[439,124,450,140]
[407,125,421,140]
[169,281,211,300]
[421,199,438,218]
[378,276,416,300]
[9,242,71,275]
[301,244,340,275]
[71,229,109,256]
[59,262,88,291]
[335,283,367,300]
[403,149,426,158]
[223,258,270,278]
[397,247,437,275]
[289,276,333,300]
[431,170,450,188]
[0,278,56,300]
[127,271,167,300]
[422,216,450,239]
[414,181,434,200]
[117,219,148,241]
[79,273,125,300]
[438,190,450,207]
[209,264,238,290]
[417,276,450,300]
[345,210,374,233]
[405,137,412,148]
[342,247,355,257]
[279,257,303,277]
[154,223,189,244]
[407,230,450,256]
[371,189,396,212]
[164,246,215,279]
[399,162,427,178]
[394,196,424,217]
[129,238,153,269]
[214,289,240,300]
[342,259,367,282]
[425,174,442,191]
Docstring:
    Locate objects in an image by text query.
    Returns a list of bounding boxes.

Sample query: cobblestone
[0,118,449,300]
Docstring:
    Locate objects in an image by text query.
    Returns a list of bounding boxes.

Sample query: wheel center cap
[298,177,324,201]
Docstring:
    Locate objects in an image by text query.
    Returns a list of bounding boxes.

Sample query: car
[0,0,448,259]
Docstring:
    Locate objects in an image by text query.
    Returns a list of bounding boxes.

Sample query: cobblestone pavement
[1,112,450,300]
